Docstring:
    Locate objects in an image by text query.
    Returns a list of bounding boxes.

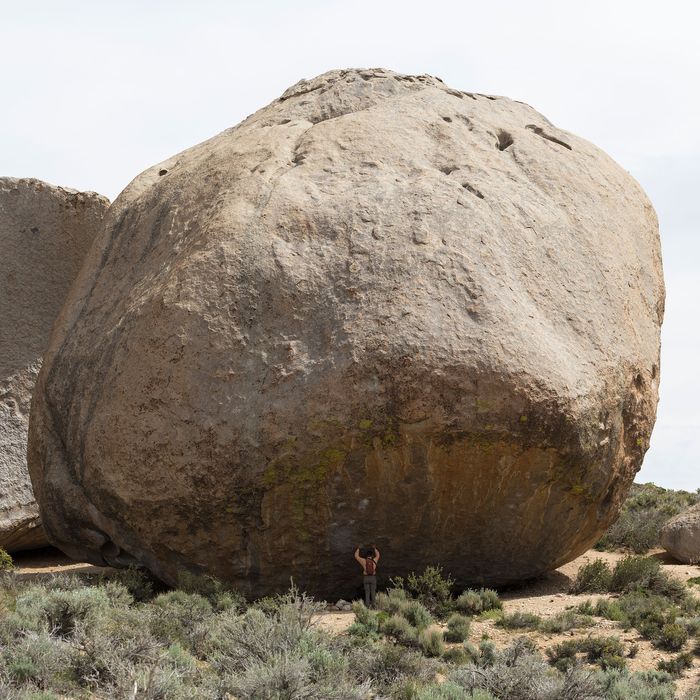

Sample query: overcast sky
[2,1,697,489]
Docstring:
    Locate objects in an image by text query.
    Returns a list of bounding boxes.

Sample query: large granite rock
[661,503,700,564]
[1,178,108,551]
[28,69,663,597]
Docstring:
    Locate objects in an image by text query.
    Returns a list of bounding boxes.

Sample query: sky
[2,0,697,489]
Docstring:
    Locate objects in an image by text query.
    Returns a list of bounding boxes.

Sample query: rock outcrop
[28,69,664,597]
[661,504,700,564]
[1,178,108,551]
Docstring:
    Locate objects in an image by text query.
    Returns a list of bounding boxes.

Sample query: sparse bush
[177,570,245,611]
[657,651,693,677]
[1,631,73,689]
[655,622,688,651]
[12,584,110,637]
[547,635,626,671]
[477,639,497,667]
[610,555,661,592]
[348,601,379,639]
[399,600,432,629]
[413,680,474,699]
[539,609,594,634]
[595,668,676,699]
[381,614,418,646]
[442,646,470,665]
[454,588,502,616]
[105,566,155,602]
[451,638,603,699]
[150,590,213,649]
[418,629,445,657]
[0,548,13,572]
[570,559,612,593]
[678,616,700,636]
[376,587,408,615]
[444,613,471,643]
[496,611,541,630]
[455,590,483,615]
[391,565,455,610]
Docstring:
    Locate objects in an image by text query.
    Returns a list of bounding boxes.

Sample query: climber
[354,544,380,608]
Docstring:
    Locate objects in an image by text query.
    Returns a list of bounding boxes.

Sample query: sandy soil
[11,546,700,695]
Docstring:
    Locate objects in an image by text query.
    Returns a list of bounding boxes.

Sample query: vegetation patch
[596,482,699,553]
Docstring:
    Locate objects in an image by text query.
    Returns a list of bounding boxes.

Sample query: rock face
[661,504,700,563]
[1,178,108,551]
[28,69,664,597]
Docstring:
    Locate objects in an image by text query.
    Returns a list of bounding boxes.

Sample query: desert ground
[13,546,700,696]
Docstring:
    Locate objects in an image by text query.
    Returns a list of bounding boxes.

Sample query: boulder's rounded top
[28,69,664,597]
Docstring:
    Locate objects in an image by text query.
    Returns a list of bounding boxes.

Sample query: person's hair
[363,547,374,558]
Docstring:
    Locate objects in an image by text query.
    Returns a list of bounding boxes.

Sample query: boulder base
[28,69,663,597]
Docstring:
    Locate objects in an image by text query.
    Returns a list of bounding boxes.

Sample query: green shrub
[381,614,418,646]
[442,647,470,665]
[610,555,661,592]
[657,651,693,677]
[1,631,72,689]
[595,668,676,700]
[0,548,13,572]
[547,635,627,672]
[12,584,110,637]
[538,609,594,633]
[496,611,541,630]
[678,615,700,635]
[391,565,455,610]
[454,590,483,615]
[418,629,445,657]
[655,622,688,651]
[583,635,627,670]
[375,587,407,615]
[104,566,155,602]
[451,639,603,698]
[570,559,612,593]
[177,570,245,611]
[150,590,213,649]
[398,600,432,630]
[454,588,502,616]
[444,613,471,643]
[413,680,474,699]
[477,639,497,667]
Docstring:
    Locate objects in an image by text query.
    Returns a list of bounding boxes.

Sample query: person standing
[354,544,380,608]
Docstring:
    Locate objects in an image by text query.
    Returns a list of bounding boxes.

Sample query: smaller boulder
[660,503,700,564]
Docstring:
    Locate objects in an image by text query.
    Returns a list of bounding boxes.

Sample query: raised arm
[373,545,380,562]
[354,547,364,566]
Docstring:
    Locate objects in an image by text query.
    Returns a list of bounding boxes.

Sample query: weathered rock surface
[29,69,663,597]
[661,504,700,563]
[1,178,108,551]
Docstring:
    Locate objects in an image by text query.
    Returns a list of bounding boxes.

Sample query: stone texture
[28,69,663,597]
[1,178,108,551]
[661,504,700,564]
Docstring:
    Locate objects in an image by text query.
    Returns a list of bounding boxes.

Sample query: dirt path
[11,546,700,693]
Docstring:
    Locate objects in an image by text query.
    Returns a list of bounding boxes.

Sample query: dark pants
[363,575,377,608]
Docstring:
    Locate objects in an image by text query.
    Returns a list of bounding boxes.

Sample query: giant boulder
[1,177,108,551]
[661,503,700,564]
[28,69,663,597]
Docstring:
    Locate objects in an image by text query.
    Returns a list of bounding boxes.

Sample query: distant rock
[661,503,700,564]
[0,177,108,551]
[28,68,663,597]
